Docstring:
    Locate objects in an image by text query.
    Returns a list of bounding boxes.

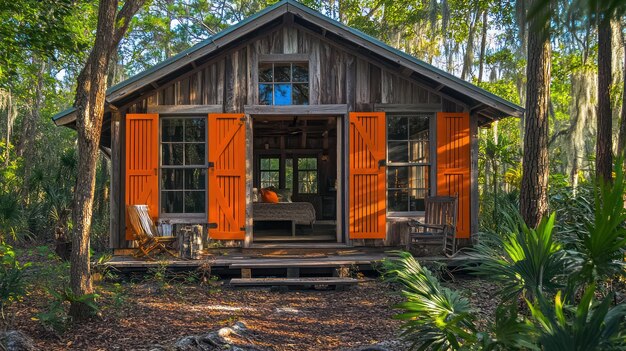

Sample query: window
[259,157,280,188]
[259,62,309,105]
[387,114,431,213]
[297,157,318,194]
[160,117,206,215]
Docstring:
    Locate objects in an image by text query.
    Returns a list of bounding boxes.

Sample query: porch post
[110,110,121,249]
[244,113,254,247]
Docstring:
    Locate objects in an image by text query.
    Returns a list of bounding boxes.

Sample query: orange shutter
[125,113,159,240]
[436,112,471,238]
[207,113,246,240]
[349,112,387,239]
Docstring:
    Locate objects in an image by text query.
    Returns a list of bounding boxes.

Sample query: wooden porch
[102,247,469,279]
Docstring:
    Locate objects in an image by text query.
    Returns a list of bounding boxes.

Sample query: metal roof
[53,0,523,125]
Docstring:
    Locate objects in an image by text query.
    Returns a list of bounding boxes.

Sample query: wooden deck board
[230,277,358,286]
[229,259,373,269]
[102,252,470,270]
[104,253,388,269]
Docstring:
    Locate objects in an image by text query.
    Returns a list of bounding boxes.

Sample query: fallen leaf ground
[13,247,503,351]
[18,279,407,350]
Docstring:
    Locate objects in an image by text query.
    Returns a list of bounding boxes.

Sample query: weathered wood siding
[115,23,468,249]
[124,24,462,114]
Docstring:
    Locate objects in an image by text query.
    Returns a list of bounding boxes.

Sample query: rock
[0,331,35,351]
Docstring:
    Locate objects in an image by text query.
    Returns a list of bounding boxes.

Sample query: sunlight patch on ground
[206,304,255,312]
[274,307,301,314]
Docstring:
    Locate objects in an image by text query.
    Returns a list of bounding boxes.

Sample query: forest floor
[12,246,500,351]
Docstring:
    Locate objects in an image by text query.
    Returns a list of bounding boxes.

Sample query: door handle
[378,159,386,168]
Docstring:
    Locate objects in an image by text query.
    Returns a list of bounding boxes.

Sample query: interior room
[252,116,339,242]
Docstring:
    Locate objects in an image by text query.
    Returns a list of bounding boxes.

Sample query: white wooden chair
[127,205,177,259]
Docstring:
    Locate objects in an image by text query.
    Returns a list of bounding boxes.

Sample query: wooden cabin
[53,0,523,254]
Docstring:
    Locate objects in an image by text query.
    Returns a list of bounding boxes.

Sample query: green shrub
[381,251,477,350]
[35,288,99,334]
[527,285,626,350]
[382,162,626,350]
[468,213,568,301]
[570,162,626,287]
[0,243,29,326]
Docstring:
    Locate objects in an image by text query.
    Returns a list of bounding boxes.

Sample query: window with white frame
[386,114,431,213]
[259,157,280,189]
[160,117,206,215]
[297,157,318,194]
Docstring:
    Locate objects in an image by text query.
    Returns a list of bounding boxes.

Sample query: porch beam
[147,104,224,115]
[374,103,442,113]
[258,53,309,62]
[244,104,348,115]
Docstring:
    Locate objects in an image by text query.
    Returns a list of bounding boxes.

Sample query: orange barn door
[125,113,159,240]
[207,113,246,240]
[436,112,471,238]
[349,112,387,239]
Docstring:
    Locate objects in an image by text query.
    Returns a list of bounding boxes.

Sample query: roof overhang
[53,0,523,127]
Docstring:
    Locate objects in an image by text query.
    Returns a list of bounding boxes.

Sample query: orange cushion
[260,188,278,203]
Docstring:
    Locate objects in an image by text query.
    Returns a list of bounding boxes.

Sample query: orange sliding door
[349,112,387,239]
[125,113,160,240]
[207,113,246,240]
[436,112,471,238]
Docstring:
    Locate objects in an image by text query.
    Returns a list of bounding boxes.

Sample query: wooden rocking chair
[407,195,458,257]
[127,205,177,259]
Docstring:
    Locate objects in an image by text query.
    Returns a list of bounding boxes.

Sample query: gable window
[259,157,280,188]
[297,157,318,194]
[160,117,206,215]
[259,62,309,105]
[387,114,431,214]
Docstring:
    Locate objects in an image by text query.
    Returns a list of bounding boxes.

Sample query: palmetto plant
[477,303,537,350]
[467,213,567,302]
[527,285,626,350]
[381,251,477,350]
[570,159,626,286]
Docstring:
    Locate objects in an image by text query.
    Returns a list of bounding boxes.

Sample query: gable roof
[53,0,523,125]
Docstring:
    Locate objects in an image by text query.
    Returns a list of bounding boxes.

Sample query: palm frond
[527,285,626,350]
[573,159,626,285]
[381,251,477,350]
[467,213,568,301]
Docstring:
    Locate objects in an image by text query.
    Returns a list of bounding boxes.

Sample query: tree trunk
[18,60,46,199]
[617,45,626,158]
[4,89,14,166]
[619,38,626,158]
[478,10,488,84]
[70,0,145,320]
[520,2,550,229]
[461,10,479,81]
[596,16,613,182]
[567,69,597,189]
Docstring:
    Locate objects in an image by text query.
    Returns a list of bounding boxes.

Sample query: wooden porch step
[229,277,358,287]
[229,260,361,269]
